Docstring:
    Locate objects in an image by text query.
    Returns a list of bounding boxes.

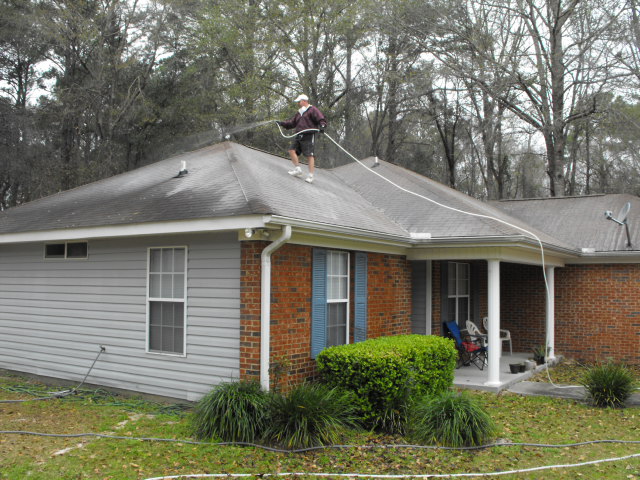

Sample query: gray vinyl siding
[411,261,428,334]
[0,232,240,401]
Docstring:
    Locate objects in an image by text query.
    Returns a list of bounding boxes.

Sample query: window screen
[148,247,186,354]
[326,251,348,347]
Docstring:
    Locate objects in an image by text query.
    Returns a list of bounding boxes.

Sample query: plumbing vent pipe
[177,160,188,177]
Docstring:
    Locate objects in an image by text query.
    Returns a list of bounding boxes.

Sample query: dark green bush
[581,362,636,408]
[262,383,359,449]
[316,335,457,430]
[191,381,270,442]
[407,390,496,447]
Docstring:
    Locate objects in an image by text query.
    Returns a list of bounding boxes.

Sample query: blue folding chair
[443,320,488,370]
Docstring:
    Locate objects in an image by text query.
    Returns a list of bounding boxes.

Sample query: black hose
[0,345,105,404]
[0,431,638,454]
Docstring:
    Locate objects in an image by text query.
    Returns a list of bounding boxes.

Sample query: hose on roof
[273,122,586,389]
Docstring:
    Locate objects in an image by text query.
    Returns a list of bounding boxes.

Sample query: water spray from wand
[222,120,273,140]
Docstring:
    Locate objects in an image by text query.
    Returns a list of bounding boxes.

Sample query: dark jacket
[280,105,327,133]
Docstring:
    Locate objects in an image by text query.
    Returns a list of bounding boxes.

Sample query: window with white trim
[447,262,470,325]
[147,247,186,355]
[326,250,349,347]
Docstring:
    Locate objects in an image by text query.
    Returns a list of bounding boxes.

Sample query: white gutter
[260,225,292,391]
[0,215,272,244]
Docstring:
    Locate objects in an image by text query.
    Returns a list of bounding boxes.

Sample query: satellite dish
[604,201,632,248]
[617,202,631,224]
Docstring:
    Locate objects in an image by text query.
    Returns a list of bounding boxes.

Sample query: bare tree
[404,0,626,196]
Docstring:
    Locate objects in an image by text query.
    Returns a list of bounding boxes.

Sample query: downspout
[260,225,292,391]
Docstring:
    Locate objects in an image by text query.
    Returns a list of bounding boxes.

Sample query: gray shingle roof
[2,141,633,254]
[333,158,572,248]
[0,142,406,238]
[491,194,640,252]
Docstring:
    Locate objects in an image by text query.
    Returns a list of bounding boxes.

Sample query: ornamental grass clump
[581,362,636,408]
[262,383,359,449]
[191,380,270,442]
[407,390,496,447]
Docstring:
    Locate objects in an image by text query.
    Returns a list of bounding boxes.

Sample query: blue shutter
[311,248,327,358]
[354,252,368,343]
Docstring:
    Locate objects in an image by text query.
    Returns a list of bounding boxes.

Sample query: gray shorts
[289,133,316,157]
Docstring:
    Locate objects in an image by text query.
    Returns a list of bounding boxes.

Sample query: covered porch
[452,352,561,392]
[409,247,570,390]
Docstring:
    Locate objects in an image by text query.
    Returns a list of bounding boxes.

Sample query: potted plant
[532,345,547,365]
[509,363,525,374]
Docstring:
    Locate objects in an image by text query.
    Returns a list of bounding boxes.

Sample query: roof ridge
[498,194,607,202]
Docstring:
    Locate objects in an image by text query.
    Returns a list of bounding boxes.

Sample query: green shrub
[581,362,636,408]
[262,383,359,449]
[191,381,270,442]
[316,335,457,431]
[407,390,496,447]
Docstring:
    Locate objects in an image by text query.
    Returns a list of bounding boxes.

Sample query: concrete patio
[453,353,561,392]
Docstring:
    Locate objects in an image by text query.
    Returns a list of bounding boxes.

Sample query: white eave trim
[0,215,272,244]
[571,250,640,264]
[268,216,575,263]
[268,215,409,248]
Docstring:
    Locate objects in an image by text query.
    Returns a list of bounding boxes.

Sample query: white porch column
[545,266,556,361]
[485,259,501,387]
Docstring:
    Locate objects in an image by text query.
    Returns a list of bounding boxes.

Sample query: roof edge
[0,215,272,244]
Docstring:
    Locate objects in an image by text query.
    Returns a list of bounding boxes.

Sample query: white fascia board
[268,216,573,264]
[0,215,271,244]
[569,251,640,264]
[407,242,569,267]
[268,216,409,251]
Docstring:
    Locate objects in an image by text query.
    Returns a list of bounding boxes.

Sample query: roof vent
[177,160,188,178]
[373,156,380,168]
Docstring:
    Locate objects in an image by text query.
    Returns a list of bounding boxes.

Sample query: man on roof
[277,94,327,184]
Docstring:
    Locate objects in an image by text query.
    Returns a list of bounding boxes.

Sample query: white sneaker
[305,173,314,184]
[288,166,302,177]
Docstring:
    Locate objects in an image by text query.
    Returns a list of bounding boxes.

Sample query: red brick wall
[500,262,547,354]
[240,242,412,391]
[497,262,640,364]
[367,253,412,338]
[555,264,640,365]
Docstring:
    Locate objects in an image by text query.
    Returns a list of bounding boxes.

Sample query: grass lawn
[530,358,640,385]
[1,369,639,480]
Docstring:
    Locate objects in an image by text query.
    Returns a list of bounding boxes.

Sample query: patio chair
[443,320,488,370]
[482,316,512,355]
[465,320,487,347]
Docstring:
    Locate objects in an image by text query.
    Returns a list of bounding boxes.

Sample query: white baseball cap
[294,94,309,102]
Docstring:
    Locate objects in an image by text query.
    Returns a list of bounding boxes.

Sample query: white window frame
[44,241,89,260]
[326,250,350,347]
[146,246,188,357]
[448,262,470,325]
